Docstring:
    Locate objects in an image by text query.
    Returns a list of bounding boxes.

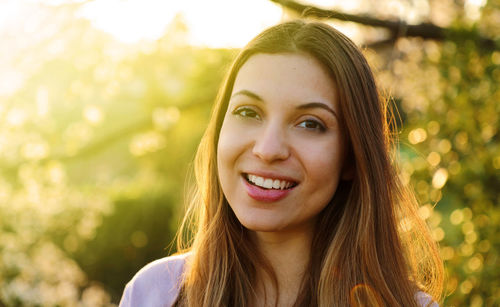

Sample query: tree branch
[270,0,498,50]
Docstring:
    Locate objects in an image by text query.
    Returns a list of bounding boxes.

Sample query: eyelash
[297,119,326,132]
[231,106,327,132]
[232,107,260,119]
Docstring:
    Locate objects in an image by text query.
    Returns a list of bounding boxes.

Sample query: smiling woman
[119,20,443,307]
[217,53,347,234]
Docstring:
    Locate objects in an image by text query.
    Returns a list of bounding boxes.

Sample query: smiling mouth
[243,173,298,190]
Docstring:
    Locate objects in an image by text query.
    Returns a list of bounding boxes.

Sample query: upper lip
[242,170,300,184]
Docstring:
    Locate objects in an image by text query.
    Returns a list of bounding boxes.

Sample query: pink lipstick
[243,177,294,202]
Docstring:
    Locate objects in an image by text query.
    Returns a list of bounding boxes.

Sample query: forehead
[232,53,337,107]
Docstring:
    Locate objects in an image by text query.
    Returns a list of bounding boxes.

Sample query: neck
[251,226,313,306]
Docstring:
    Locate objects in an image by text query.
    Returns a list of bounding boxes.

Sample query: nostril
[252,140,290,162]
[251,125,290,162]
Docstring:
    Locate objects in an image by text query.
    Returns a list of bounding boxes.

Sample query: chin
[236,215,287,233]
[242,224,282,233]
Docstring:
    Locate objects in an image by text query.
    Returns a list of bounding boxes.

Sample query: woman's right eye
[232,107,260,119]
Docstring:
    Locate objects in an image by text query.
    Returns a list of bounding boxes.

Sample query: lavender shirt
[119,253,188,307]
[119,253,438,307]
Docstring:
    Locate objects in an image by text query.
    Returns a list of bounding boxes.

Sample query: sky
[0,0,357,97]
[0,0,357,47]
[76,0,284,47]
[0,0,487,97]
[0,0,488,47]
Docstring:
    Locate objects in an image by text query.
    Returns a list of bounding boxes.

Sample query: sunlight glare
[77,0,182,44]
[183,0,283,48]
[77,0,283,47]
[465,0,487,21]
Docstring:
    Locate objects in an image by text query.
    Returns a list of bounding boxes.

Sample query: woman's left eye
[297,119,326,132]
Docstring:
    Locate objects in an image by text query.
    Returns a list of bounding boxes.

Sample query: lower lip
[243,177,294,202]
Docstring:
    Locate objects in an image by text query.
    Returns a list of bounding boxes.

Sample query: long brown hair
[175,20,443,306]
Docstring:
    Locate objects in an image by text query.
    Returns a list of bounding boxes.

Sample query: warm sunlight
[0,0,372,48]
[77,0,284,47]
[74,0,371,47]
[0,0,497,306]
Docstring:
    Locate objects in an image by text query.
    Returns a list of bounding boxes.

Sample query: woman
[120,20,443,307]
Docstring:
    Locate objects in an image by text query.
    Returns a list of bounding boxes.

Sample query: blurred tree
[0,0,498,306]
[272,0,498,50]
[0,2,235,305]
[270,0,500,306]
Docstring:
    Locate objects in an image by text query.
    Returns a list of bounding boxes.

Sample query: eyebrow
[231,89,263,101]
[231,89,338,119]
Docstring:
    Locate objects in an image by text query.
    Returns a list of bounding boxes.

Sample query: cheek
[217,117,251,161]
[216,131,229,178]
[299,143,345,207]
[217,124,234,168]
[301,140,344,176]
[217,120,244,180]
[217,131,233,202]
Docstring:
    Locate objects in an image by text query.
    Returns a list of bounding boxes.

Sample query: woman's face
[217,53,348,234]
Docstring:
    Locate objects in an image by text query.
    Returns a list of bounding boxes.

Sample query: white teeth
[272,179,280,189]
[280,181,286,189]
[246,174,295,190]
[263,179,273,189]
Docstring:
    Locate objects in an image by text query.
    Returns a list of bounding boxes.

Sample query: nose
[252,122,290,162]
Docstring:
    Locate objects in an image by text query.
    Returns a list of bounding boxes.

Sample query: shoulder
[415,291,439,307]
[119,253,190,307]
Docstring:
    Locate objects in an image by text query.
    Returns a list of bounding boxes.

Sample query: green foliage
[0,1,498,306]
[0,4,235,305]
[372,4,500,303]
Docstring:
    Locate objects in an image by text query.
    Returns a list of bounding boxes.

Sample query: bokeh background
[0,0,498,306]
